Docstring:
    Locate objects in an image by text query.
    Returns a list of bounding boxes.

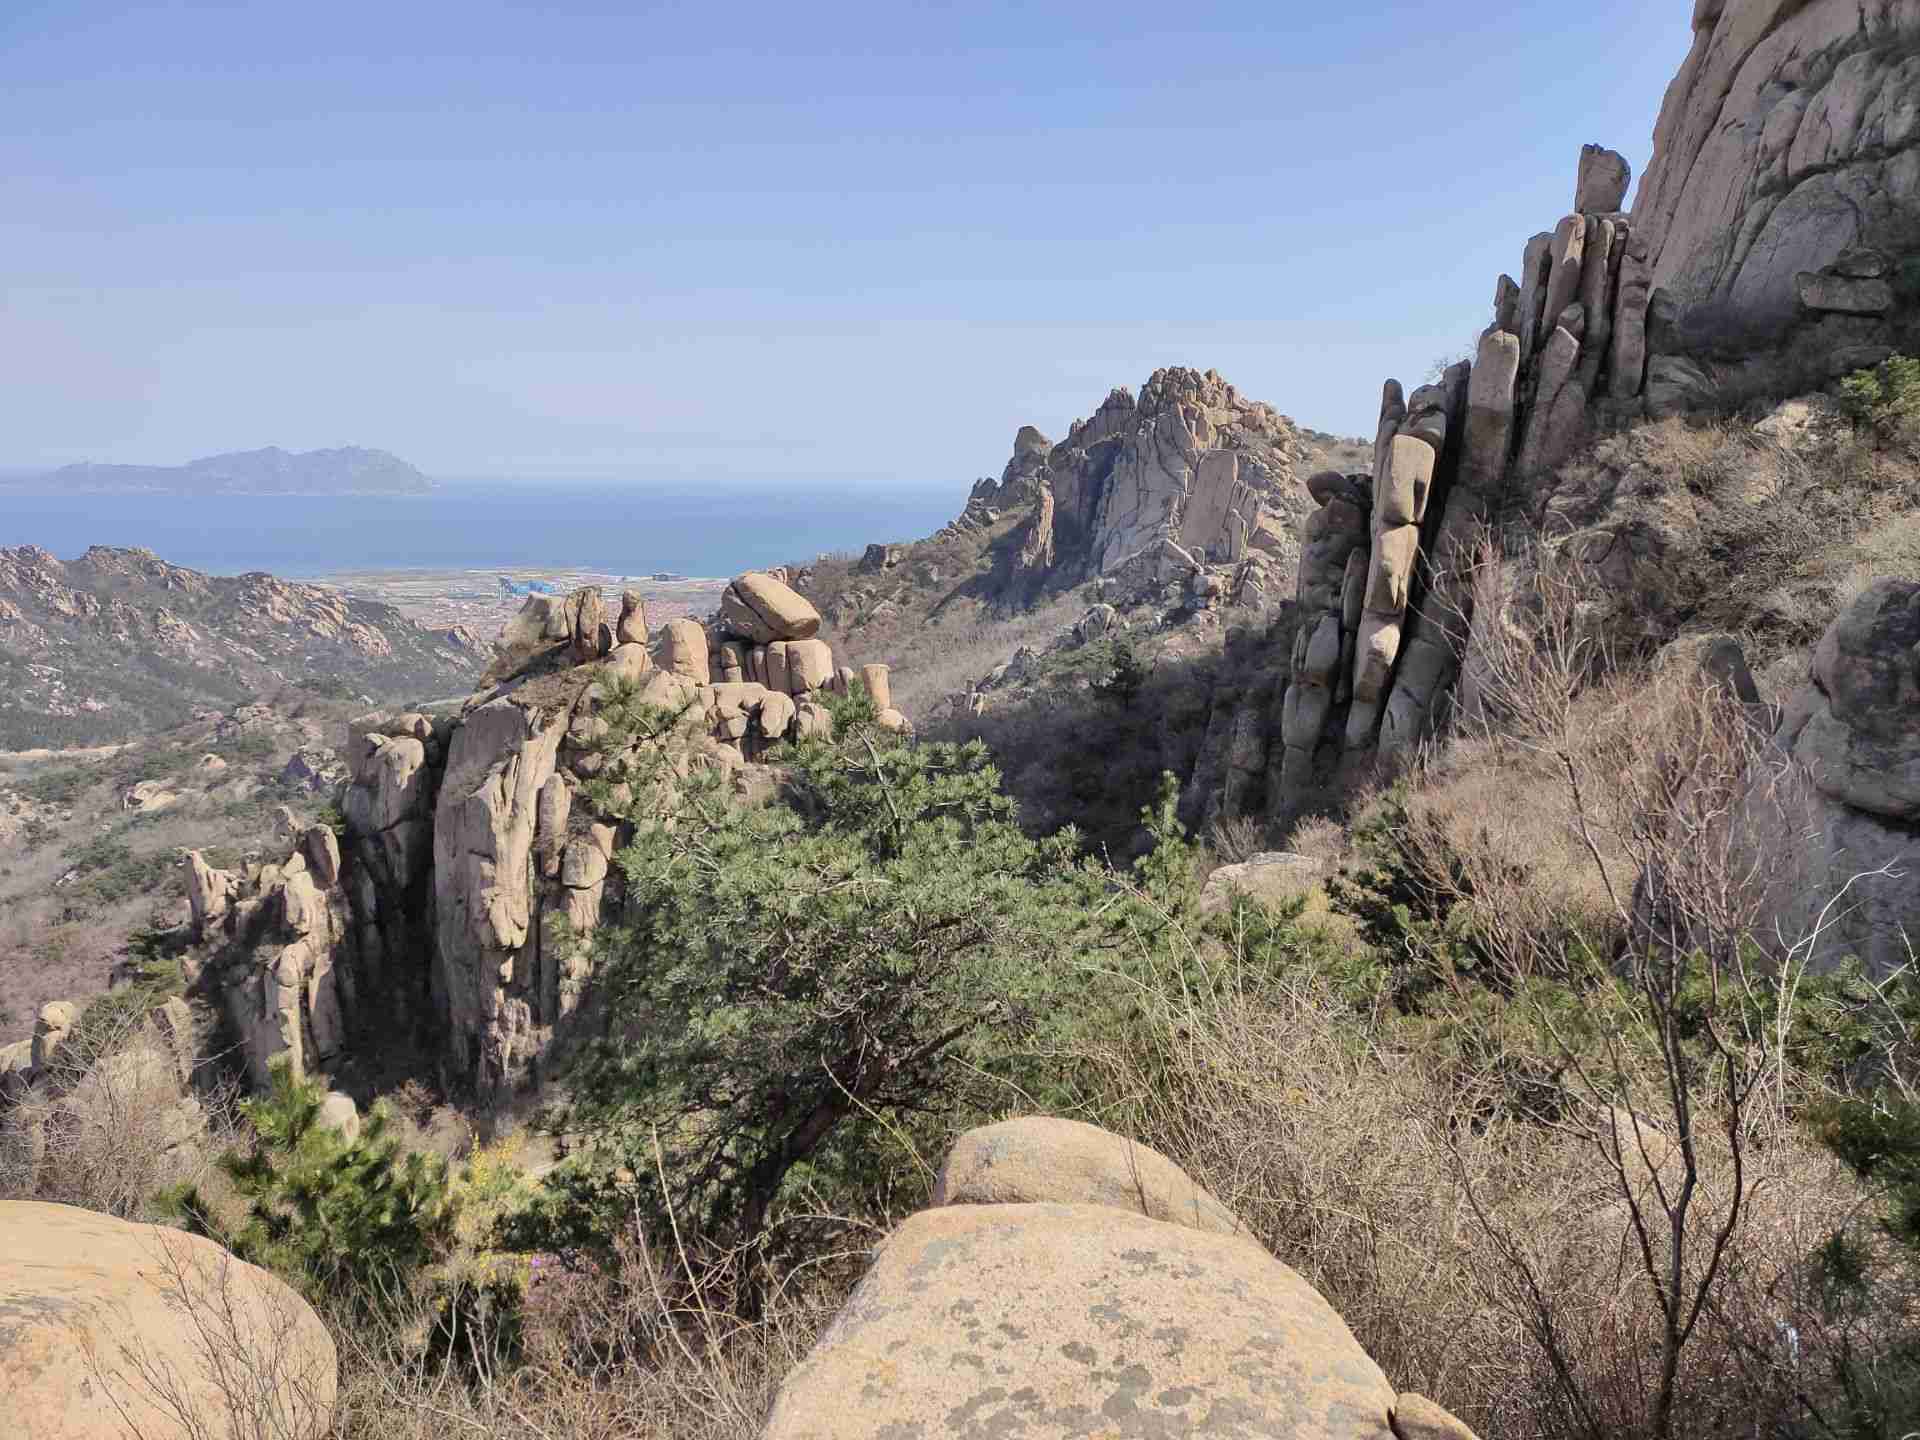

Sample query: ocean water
[0,479,960,579]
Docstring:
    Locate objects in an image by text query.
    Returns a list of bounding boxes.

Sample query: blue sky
[2,0,1690,486]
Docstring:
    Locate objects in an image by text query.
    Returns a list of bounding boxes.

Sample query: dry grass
[1079,952,1899,1439]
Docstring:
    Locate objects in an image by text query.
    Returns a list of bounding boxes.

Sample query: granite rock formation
[763,1118,1477,1440]
[1625,0,1920,407]
[180,576,881,1098]
[958,367,1306,605]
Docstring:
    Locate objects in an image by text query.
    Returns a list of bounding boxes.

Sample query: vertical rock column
[1346,383,1446,748]
[1379,329,1521,760]
[1276,470,1370,808]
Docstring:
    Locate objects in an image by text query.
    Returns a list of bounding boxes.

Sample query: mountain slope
[0,545,483,747]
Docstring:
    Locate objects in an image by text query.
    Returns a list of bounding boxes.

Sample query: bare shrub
[1077,942,1888,1440]
[2,994,239,1217]
[1204,814,1269,866]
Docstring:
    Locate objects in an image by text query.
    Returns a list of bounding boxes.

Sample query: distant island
[15,445,434,496]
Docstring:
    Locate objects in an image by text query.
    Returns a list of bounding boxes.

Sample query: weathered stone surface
[1795,270,1895,314]
[0,1200,337,1440]
[875,707,912,734]
[784,637,835,694]
[615,589,648,647]
[859,662,892,711]
[758,689,797,740]
[658,618,711,685]
[762,1203,1395,1440]
[481,594,570,687]
[318,1091,360,1141]
[1394,1392,1482,1440]
[932,1117,1246,1236]
[1627,2,1920,398]
[1574,144,1631,213]
[31,1001,77,1072]
[718,572,822,644]
[1200,851,1325,917]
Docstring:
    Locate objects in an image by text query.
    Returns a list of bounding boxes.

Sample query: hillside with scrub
[6,2,1920,1439]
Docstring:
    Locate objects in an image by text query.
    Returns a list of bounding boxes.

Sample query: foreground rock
[763,1202,1397,1440]
[765,1118,1476,1440]
[0,1200,336,1440]
[931,1115,1247,1236]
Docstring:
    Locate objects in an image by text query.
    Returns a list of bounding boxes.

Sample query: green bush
[174,1062,458,1306]
[516,692,1212,1262]
[1837,353,1920,443]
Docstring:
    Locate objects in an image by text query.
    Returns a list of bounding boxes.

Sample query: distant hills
[17,446,433,496]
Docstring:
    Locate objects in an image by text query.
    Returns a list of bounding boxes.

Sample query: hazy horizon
[5,0,1689,485]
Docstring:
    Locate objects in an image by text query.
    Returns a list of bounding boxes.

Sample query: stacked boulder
[181,573,900,1099]
[1269,146,1643,818]
[762,1116,1477,1440]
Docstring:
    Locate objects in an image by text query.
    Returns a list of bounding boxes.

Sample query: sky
[2,0,1692,487]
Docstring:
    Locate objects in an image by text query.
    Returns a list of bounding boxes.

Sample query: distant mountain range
[15,446,434,496]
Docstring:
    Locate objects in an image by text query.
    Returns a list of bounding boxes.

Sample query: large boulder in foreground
[762,1201,1397,1440]
[0,1200,336,1440]
[718,571,821,644]
[932,1115,1246,1237]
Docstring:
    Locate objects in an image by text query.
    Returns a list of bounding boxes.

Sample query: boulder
[0,1200,337,1440]
[875,707,912,735]
[32,1000,77,1073]
[658,618,711,685]
[1573,143,1631,213]
[1200,851,1325,916]
[317,1091,360,1141]
[932,1116,1245,1236]
[784,637,835,694]
[615,589,648,647]
[718,572,822,644]
[1394,1392,1482,1440]
[858,663,892,711]
[762,1202,1395,1440]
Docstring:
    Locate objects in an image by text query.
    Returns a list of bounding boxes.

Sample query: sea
[0,479,960,580]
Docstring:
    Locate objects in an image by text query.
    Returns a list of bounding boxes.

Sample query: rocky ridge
[179,571,895,1097]
[0,545,481,748]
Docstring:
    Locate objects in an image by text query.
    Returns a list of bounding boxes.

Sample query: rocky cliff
[182,573,895,1098]
[0,545,482,748]
[955,366,1306,607]
[1627,0,1920,407]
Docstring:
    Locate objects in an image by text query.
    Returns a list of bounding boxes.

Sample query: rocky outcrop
[1760,580,1920,978]
[964,368,1305,605]
[763,1119,1473,1440]
[183,578,873,1098]
[0,1200,336,1440]
[1624,0,1920,405]
[0,544,478,749]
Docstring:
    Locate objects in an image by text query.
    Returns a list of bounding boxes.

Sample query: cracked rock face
[1630,0,1920,393]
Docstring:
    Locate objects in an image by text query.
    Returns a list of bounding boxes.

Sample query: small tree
[173,1062,456,1305]
[1837,353,1920,444]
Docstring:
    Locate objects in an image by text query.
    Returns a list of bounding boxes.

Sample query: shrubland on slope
[0,545,482,750]
[6,3,1920,1440]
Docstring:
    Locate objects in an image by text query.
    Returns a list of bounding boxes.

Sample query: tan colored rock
[1574,143,1631,213]
[602,640,652,684]
[185,851,235,938]
[1514,230,1554,361]
[765,640,791,695]
[658,618,710,684]
[716,640,746,683]
[1539,214,1587,347]
[1394,1392,1481,1440]
[482,593,570,687]
[758,689,797,740]
[615,589,648,646]
[0,1200,337,1440]
[1201,851,1325,916]
[31,1000,77,1072]
[318,1091,360,1141]
[794,700,833,741]
[762,1203,1395,1440]
[718,571,822,644]
[859,662,892,711]
[784,637,834,694]
[875,707,911,734]
[566,586,607,662]
[933,1116,1246,1235]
